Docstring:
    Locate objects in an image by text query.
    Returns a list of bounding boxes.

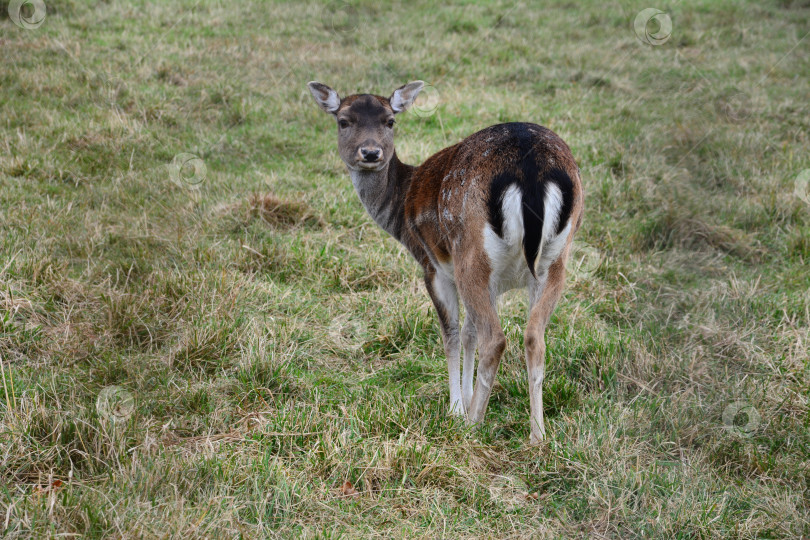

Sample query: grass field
[2,0,810,537]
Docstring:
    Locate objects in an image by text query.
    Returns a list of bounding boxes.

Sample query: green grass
[1,0,809,537]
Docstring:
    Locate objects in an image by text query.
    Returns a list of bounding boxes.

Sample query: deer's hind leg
[461,313,477,414]
[524,255,569,444]
[455,260,505,426]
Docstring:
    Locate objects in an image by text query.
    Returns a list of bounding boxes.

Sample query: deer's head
[308,81,424,172]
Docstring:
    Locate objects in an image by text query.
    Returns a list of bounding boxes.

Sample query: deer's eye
[386,118,395,128]
[338,119,350,129]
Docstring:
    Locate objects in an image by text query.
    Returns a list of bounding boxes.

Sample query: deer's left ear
[389,81,424,113]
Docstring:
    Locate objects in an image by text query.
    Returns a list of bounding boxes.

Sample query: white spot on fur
[415,209,437,226]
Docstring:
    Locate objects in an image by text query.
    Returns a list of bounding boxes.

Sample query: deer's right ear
[307,82,341,114]
[389,81,424,113]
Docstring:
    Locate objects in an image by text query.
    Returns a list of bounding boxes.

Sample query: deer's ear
[307,82,341,114]
[389,81,424,113]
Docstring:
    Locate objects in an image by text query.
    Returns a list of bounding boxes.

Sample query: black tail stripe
[487,171,518,238]
[547,168,575,235]
[521,180,545,277]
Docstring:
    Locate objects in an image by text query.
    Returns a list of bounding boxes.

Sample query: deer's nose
[359,147,382,162]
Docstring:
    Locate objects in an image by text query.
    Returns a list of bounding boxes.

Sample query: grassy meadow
[1,0,810,537]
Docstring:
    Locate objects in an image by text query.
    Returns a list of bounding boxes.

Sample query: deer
[307,80,584,443]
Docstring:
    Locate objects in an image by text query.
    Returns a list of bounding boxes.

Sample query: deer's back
[404,122,582,275]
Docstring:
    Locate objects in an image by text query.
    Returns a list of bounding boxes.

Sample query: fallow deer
[308,81,584,443]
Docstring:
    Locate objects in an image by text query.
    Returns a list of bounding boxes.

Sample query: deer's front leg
[424,267,463,416]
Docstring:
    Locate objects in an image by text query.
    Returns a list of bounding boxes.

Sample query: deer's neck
[349,152,414,244]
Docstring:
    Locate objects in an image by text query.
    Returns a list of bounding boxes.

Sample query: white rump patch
[483,185,527,294]
[536,222,571,275]
[501,185,524,244]
[540,183,563,250]
[483,182,573,292]
[533,182,570,275]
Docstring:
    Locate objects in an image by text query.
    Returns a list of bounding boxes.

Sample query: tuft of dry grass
[248,193,325,229]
